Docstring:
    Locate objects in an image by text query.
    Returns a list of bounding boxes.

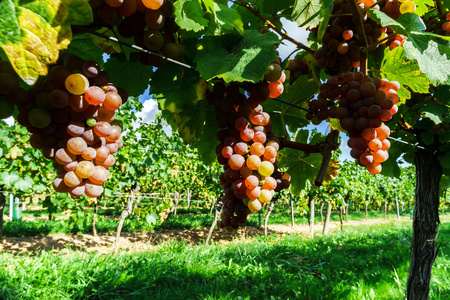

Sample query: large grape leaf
[262,75,319,136]
[104,53,153,97]
[151,63,206,114]
[65,33,104,67]
[404,32,450,86]
[291,0,333,30]
[380,47,429,103]
[278,130,324,194]
[0,0,92,84]
[174,0,209,32]
[20,0,92,26]
[194,30,279,83]
[205,2,244,36]
[368,10,450,86]
[192,105,219,164]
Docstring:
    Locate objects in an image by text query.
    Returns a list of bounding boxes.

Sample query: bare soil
[0,216,417,255]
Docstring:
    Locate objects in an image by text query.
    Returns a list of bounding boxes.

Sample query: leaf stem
[231,0,315,54]
[360,51,368,76]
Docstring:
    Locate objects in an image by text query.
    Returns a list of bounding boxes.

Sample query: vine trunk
[406,150,441,299]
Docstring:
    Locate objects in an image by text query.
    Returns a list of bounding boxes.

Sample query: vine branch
[232,0,315,55]
[436,0,444,16]
[348,0,368,47]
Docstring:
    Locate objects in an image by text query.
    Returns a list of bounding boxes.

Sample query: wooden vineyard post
[264,201,275,236]
[323,202,332,235]
[309,194,314,238]
[113,185,140,254]
[206,197,223,245]
[290,194,295,226]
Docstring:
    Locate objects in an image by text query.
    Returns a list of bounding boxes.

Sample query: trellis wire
[73,25,194,70]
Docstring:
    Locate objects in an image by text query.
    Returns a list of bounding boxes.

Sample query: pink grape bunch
[90,0,184,67]
[208,76,290,232]
[314,0,413,75]
[307,71,400,175]
[10,54,127,198]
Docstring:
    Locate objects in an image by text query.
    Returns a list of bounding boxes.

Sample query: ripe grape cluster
[315,0,412,75]
[285,57,310,84]
[8,54,126,198]
[90,0,184,67]
[209,68,290,232]
[307,72,399,174]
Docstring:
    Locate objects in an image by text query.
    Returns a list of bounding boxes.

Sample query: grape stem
[231,0,315,55]
[348,0,369,48]
[361,33,397,53]
[314,130,340,186]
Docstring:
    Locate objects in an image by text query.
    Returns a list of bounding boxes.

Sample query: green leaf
[65,33,104,66]
[14,176,33,191]
[380,47,429,103]
[412,101,448,124]
[278,130,324,194]
[194,30,279,83]
[413,0,435,16]
[173,101,208,144]
[291,0,332,29]
[192,105,219,164]
[21,0,93,26]
[368,10,450,85]
[104,53,153,97]
[0,1,21,45]
[151,63,206,114]
[1,6,72,84]
[145,212,158,226]
[259,0,294,15]
[262,75,319,136]
[438,151,450,169]
[205,2,244,36]
[368,10,425,36]
[0,171,19,187]
[404,32,450,86]
[174,0,209,32]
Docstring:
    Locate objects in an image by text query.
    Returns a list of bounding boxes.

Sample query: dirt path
[0,216,421,255]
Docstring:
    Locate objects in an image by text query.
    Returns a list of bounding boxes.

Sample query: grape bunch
[8,54,126,198]
[209,67,290,232]
[314,0,414,75]
[285,57,311,84]
[90,0,184,67]
[307,71,399,174]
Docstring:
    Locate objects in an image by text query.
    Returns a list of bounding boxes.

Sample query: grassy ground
[1,221,449,299]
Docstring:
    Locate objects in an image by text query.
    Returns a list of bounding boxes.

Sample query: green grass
[1,222,449,299]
